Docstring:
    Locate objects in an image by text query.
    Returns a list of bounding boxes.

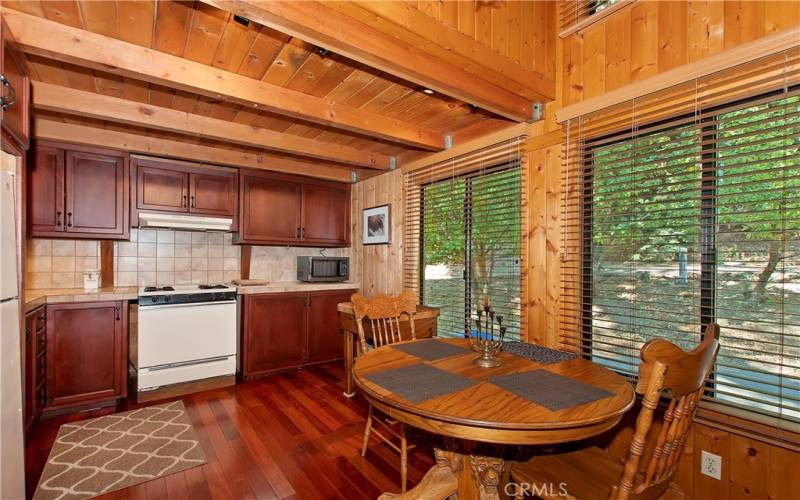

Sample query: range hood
[138,212,233,232]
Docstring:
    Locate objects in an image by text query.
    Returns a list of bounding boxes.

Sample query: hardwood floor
[25,363,435,499]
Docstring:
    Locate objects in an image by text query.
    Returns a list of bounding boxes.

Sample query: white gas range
[130,284,238,392]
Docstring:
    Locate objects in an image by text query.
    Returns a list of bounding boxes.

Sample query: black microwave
[297,256,349,282]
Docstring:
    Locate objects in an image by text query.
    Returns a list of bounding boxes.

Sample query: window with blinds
[561,49,800,422]
[559,0,623,36]
[404,139,526,341]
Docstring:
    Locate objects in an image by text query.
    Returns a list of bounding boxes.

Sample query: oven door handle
[138,300,236,310]
[144,355,233,371]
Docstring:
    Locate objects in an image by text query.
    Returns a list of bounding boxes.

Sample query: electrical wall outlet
[700,450,722,480]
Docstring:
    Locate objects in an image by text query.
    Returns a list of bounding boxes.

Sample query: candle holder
[467,301,506,368]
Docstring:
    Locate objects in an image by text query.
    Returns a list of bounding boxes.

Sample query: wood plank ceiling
[2,0,555,179]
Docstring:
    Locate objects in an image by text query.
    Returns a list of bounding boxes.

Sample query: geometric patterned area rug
[34,401,206,499]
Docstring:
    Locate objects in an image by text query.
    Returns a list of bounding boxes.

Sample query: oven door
[137,300,236,368]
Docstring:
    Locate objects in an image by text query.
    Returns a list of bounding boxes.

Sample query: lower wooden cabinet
[242,289,356,379]
[23,306,46,433]
[45,301,128,410]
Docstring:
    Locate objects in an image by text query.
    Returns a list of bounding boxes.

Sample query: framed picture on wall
[363,204,391,245]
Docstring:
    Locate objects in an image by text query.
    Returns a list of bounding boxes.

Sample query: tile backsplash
[27,239,100,289]
[27,228,353,289]
[113,228,241,287]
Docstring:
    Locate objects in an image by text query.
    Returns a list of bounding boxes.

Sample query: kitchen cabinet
[242,289,357,379]
[237,170,350,247]
[1,17,31,151]
[307,290,354,363]
[243,292,308,377]
[45,301,127,410]
[132,156,237,220]
[27,143,130,239]
[23,306,46,434]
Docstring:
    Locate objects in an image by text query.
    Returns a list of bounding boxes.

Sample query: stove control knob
[151,297,157,303]
[165,295,171,302]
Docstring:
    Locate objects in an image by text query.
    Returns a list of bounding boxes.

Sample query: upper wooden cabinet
[237,169,350,247]
[131,156,237,222]
[1,17,31,152]
[27,143,129,239]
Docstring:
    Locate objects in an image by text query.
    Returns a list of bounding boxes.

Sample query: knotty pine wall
[350,169,404,297]
[357,0,556,80]
[561,0,800,107]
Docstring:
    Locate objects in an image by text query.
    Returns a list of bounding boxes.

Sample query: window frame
[418,161,522,339]
[580,86,799,418]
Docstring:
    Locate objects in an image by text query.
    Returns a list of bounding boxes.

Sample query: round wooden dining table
[353,338,635,500]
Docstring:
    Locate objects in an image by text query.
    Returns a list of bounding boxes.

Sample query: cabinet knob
[183,194,188,207]
[56,211,62,227]
[190,195,195,208]
[114,305,121,321]
[67,212,73,227]
[0,75,15,110]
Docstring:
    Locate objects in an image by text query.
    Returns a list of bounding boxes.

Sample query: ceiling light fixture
[422,88,435,95]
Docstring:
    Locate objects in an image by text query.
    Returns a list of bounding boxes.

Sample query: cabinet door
[189,171,236,216]
[1,18,30,150]
[27,146,65,235]
[65,151,128,237]
[301,182,350,246]
[243,293,307,377]
[307,290,355,363]
[136,163,188,213]
[240,173,302,244]
[46,302,127,408]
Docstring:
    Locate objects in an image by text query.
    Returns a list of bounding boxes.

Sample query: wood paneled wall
[561,0,800,106]
[350,169,404,297]
[366,0,557,80]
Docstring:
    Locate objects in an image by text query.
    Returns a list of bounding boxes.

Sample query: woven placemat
[391,339,472,361]
[502,341,576,365]
[488,369,613,411]
[364,363,477,403]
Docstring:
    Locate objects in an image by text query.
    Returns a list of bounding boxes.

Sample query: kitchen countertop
[24,287,139,313]
[235,282,360,294]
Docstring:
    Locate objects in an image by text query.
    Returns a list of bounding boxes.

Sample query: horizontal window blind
[404,138,527,341]
[559,0,623,35]
[561,48,800,423]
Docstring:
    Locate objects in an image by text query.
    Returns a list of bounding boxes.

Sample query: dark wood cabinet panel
[1,18,31,151]
[136,163,188,212]
[243,293,308,377]
[242,289,356,378]
[190,171,236,216]
[237,170,350,247]
[65,151,128,237]
[23,310,37,433]
[45,302,127,410]
[301,183,350,246]
[239,171,302,244]
[28,143,129,239]
[307,290,355,364]
[27,146,64,234]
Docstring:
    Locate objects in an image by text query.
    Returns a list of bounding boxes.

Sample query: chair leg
[400,423,408,493]
[361,405,374,457]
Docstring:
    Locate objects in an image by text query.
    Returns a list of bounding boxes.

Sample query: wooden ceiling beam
[203,0,542,122]
[32,82,391,170]
[333,1,556,104]
[34,118,355,183]
[2,7,443,150]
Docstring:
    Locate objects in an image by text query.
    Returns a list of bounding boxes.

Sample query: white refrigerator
[0,150,24,499]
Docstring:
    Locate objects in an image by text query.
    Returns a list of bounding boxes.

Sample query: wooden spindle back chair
[511,324,720,500]
[351,289,417,353]
[611,324,720,499]
[350,290,418,492]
